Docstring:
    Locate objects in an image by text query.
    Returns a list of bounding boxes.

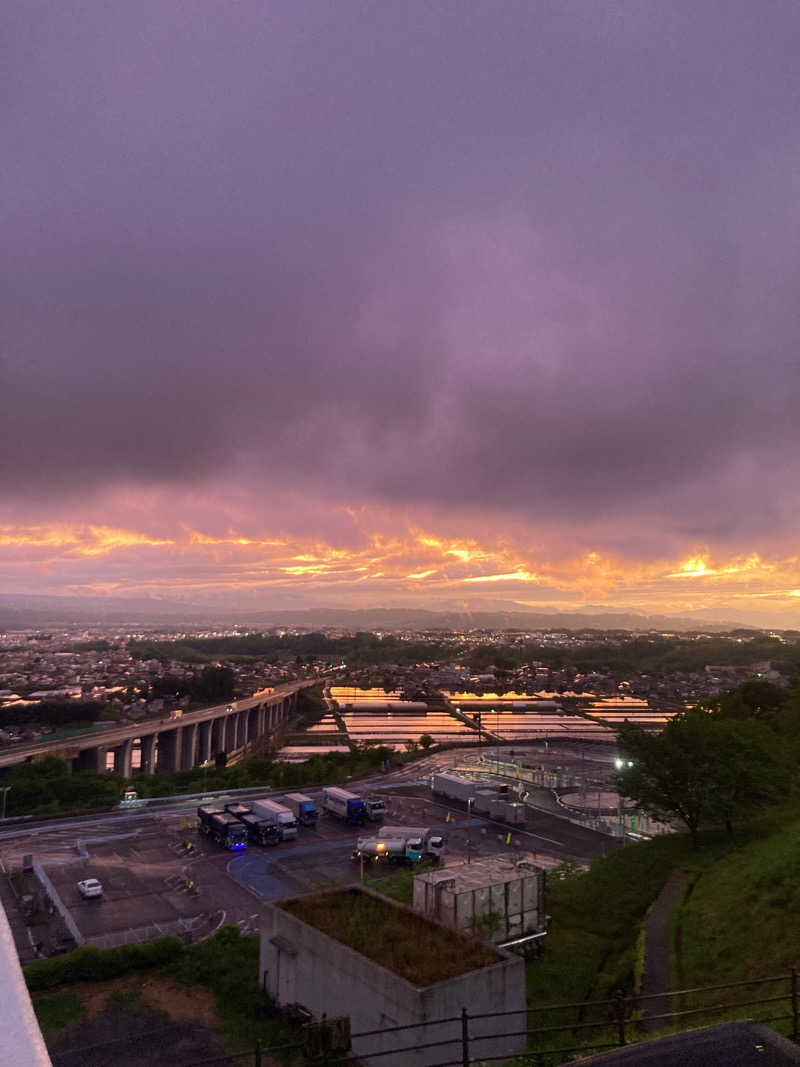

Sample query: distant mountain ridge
[0,593,752,633]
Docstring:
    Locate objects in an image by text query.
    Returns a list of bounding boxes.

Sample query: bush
[24,936,185,992]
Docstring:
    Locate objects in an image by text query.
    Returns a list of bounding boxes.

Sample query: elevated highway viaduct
[0,680,319,776]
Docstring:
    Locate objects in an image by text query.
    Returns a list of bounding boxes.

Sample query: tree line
[129,631,455,667]
[0,701,107,729]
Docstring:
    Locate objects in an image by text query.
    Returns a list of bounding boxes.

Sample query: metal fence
[46,969,800,1067]
[84,911,209,949]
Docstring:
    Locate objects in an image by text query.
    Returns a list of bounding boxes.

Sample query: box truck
[251,798,298,840]
[282,793,319,827]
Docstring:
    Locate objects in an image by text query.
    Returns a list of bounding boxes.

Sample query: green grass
[518,810,800,1062]
[106,989,146,1014]
[675,812,800,989]
[33,991,85,1038]
[166,925,296,1054]
[26,926,296,1058]
[363,861,438,905]
[521,829,748,1061]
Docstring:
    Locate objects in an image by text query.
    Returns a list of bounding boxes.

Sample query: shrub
[24,936,184,992]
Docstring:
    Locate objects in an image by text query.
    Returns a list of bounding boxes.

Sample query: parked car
[77,878,103,899]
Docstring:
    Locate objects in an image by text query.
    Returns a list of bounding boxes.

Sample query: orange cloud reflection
[2,521,800,620]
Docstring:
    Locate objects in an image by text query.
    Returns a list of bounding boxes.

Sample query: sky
[3,1,800,626]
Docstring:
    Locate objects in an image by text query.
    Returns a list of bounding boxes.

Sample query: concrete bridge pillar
[224,714,238,753]
[211,716,224,758]
[140,734,157,774]
[234,711,246,749]
[197,721,212,764]
[156,727,181,773]
[180,723,198,770]
[76,745,107,773]
[113,739,133,778]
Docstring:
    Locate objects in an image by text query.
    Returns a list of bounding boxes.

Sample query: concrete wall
[260,887,526,1067]
[0,901,52,1066]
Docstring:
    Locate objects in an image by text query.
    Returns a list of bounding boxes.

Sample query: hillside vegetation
[675,812,800,989]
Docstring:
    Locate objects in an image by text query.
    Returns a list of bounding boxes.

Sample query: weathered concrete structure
[260,886,526,1067]
[0,681,316,776]
[413,855,544,943]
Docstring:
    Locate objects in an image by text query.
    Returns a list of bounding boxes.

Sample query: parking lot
[1,772,615,954]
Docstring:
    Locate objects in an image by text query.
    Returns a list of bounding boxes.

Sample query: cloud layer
[3,2,800,621]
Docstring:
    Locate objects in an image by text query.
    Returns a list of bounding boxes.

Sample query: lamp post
[0,786,10,820]
[466,796,473,864]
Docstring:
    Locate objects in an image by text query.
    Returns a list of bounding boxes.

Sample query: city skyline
[4,3,800,626]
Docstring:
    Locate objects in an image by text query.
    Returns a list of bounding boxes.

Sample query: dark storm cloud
[3,1,800,552]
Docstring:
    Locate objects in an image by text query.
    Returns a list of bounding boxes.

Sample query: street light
[466,796,474,864]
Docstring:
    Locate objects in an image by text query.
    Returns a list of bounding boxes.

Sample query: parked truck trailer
[282,793,319,827]
[197,806,248,851]
[431,772,482,804]
[488,799,526,826]
[240,812,281,846]
[224,802,281,845]
[251,799,298,840]
[321,786,368,825]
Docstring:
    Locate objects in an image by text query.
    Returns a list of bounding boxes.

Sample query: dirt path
[640,869,685,1032]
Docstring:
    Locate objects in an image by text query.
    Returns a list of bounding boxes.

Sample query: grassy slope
[519,829,769,1061]
[675,812,800,989]
[517,810,800,1061]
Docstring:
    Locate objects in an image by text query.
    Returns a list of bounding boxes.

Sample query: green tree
[615,708,786,844]
[702,680,789,723]
[419,733,434,750]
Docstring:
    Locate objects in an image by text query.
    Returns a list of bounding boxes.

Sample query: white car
[77,878,103,899]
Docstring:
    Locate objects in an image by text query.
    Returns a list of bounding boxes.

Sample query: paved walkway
[640,869,686,1032]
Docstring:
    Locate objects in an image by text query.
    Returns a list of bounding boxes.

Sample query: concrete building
[260,886,526,1067]
[413,855,544,944]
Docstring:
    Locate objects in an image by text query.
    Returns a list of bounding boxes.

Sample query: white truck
[352,832,425,866]
[251,798,298,841]
[364,795,385,822]
[379,825,446,862]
